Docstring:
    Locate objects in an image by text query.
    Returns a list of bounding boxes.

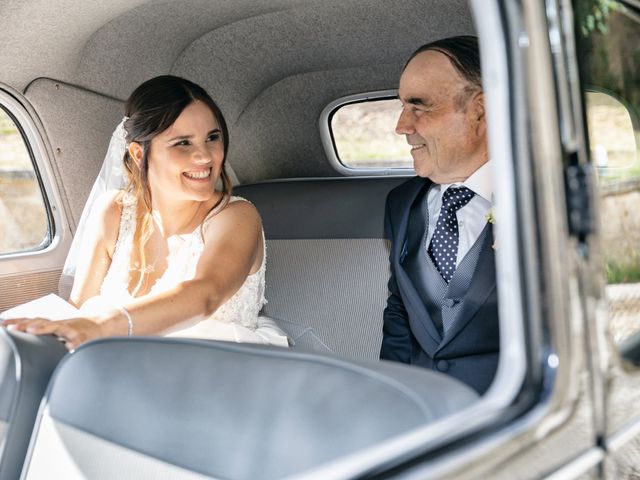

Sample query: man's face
[396,50,487,183]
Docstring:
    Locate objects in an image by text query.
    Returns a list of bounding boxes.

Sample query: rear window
[323,94,413,173]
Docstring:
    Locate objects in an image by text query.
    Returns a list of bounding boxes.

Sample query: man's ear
[128,142,144,168]
[473,92,486,137]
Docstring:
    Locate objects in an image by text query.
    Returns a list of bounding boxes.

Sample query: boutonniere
[485,207,496,225]
[486,196,497,249]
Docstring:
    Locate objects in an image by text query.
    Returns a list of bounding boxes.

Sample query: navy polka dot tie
[428,186,475,283]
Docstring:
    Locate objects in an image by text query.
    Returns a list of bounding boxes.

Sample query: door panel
[0,87,71,309]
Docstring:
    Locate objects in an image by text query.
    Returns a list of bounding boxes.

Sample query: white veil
[58,118,129,299]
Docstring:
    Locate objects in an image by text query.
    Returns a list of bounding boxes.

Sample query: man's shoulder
[386,176,430,206]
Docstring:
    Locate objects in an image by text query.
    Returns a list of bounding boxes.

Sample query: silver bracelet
[118,305,134,337]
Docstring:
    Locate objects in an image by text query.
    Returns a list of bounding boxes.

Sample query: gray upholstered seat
[0,330,66,480]
[21,337,478,479]
[236,177,406,360]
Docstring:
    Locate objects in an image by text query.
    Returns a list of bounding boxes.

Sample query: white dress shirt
[426,161,493,266]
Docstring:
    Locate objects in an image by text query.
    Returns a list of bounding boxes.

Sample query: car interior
[1,0,639,478]
[0,1,497,477]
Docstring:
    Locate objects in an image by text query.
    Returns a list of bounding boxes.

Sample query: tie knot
[441,186,474,212]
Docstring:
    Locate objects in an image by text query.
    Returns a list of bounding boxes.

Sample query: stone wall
[599,178,640,272]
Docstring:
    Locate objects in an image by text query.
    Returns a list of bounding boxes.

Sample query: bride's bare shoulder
[222,196,261,224]
[202,195,261,239]
[97,189,130,243]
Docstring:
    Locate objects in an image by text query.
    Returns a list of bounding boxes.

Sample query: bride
[4,76,288,350]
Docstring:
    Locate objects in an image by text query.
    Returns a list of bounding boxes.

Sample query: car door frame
[0,84,71,310]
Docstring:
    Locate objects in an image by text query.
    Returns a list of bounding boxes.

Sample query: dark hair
[121,75,232,292]
[404,36,482,109]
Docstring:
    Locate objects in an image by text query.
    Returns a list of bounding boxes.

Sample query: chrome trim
[474,0,528,406]
[607,416,640,452]
[522,0,584,410]
[550,0,618,449]
[543,447,605,479]
[545,0,579,151]
[319,89,415,177]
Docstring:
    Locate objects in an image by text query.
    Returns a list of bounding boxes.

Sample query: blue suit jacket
[380,177,500,394]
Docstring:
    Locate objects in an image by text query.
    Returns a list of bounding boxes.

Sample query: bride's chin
[194,189,219,204]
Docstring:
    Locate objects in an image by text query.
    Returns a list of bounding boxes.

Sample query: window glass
[575,0,640,343]
[0,107,49,254]
[587,91,638,177]
[330,98,413,169]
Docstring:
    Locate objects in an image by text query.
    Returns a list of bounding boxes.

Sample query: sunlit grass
[607,261,640,284]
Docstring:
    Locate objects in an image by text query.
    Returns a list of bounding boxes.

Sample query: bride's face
[145,100,224,203]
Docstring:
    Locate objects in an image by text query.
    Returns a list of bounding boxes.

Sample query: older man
[380,36,499,394]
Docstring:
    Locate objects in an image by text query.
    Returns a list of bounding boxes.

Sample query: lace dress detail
[86,193,276,344]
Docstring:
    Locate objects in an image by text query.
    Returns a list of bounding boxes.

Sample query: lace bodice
[96,194,267,332]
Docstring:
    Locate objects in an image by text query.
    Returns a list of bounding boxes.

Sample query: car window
[0,106,50,254]
[327,96,413,171]
[575,0,640,344]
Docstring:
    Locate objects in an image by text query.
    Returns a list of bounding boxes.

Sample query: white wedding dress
[80,194,288,347]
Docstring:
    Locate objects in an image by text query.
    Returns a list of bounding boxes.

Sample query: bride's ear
[128,142,144,168]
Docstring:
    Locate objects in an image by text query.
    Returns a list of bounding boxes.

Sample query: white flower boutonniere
[485,208,496,225]
[486,200,497,249]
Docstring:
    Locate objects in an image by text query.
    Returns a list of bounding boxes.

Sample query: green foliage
[607,261,640,284]
[576,0,621,37]
[599,162,640,182]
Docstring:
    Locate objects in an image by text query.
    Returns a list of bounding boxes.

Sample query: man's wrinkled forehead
[398,50,464,104]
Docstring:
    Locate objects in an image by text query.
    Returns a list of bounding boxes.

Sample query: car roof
[0,0,474,182]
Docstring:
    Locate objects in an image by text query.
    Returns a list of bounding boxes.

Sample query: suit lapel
[392,179,443,347]
[390,178,428,266]
[436,224,496,351]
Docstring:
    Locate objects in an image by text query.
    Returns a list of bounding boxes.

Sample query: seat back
[0,330,66,480]
[22,337,477,479]
[236,177,406,359]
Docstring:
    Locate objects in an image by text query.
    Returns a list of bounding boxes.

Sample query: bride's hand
[2,317,108,351]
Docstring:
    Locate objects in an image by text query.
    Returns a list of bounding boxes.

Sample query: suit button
[436,360,449,372]
[444,298,458,307]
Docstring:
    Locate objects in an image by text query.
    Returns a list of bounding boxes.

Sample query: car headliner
[0,0,473,184]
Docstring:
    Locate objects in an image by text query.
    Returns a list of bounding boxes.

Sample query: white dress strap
[98,193,137,303]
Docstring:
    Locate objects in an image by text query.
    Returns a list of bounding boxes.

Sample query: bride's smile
[183,168,212,180]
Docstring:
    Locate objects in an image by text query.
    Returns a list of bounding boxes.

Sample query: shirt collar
[437,160,493,203]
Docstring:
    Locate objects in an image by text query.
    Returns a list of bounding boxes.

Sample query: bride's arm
[101,199,264,335]
[68,190,122,308]
[5,199,263,349]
